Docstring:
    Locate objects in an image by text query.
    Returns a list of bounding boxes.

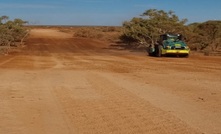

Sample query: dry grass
[72,26,122,42]
[26,26,122,42]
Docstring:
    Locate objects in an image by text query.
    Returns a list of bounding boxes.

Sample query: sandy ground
[0,28,221,134]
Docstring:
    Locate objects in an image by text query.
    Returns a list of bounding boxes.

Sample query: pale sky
[0,0,221,25]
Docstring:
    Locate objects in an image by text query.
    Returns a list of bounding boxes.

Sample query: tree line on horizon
[1,11,220,54]
[121,9,221,52]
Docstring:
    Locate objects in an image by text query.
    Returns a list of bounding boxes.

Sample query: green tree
[121,9,188,46]
[0,16,28,49]
[188,21,221,51]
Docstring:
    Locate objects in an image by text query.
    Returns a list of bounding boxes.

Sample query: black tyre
[185,54,189,58]
[156,45,162,57]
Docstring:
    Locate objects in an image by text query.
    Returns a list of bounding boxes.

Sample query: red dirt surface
[0,28,221,134]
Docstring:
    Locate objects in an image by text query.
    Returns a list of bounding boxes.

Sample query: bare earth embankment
[0,28,221,134]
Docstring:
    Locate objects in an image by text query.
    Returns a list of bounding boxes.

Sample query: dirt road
[0,28,221,134]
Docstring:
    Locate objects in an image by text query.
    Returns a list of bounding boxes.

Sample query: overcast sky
[0,0,221,26]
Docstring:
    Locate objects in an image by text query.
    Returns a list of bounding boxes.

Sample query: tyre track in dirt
[98,72,221,133]
[0,28,221,134]
[0,56,16,66]
[53,71,199,134]
[0,70,73,134]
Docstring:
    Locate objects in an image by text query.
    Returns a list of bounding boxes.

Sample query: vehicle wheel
[156,45,162,57]
[148,48,154,56]
[149,52,154,56]
[185,54,189,58]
